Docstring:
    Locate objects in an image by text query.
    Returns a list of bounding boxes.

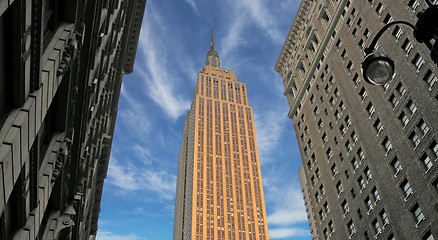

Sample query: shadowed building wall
[0,0,146,239]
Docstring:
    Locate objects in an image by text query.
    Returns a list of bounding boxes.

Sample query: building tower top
[206,29,220,68]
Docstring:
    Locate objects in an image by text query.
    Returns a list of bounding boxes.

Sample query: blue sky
[96,0,310,239]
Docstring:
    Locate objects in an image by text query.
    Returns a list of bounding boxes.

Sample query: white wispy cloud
[254,110,288,165]
[107,158,176,200]
[135,5,191,120]
[184,0,197,13]
[97,231,147,240]
[269,228,309,239]
[239,0,284,43]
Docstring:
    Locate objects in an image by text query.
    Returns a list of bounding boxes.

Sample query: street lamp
[361,2,438,85]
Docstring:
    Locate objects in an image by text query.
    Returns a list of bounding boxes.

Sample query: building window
[305,126,309,134]
[352,28,358,37]
[328,220,334,233]
[380,209,389,225]
[407,100,417,115]
[335,110,341,120]
[359,87,367,100]
[372,187,381,202]
[311,176,316,186]
[423,70,437,88]
[383,13,392,24]
[408,0,419,10]
[401,179,413,198]
[392,25,403,39]
[310,94,315,104]
[366,103,375,116]
[420,153,433,171]
[347,220,355,236]
[412,53,425,71]
[351,157,359,171]
[376,3,384,15]
[357,17,363,26]
[402,39,414,55]
[346,140,352,152]
[315,192,321,203]
[324,202,329,214]
[365,167,372,181]
[358,148,365,161]
[391,156,402,176]
[414,113,427,131]
[300,133,305,142]
[411,204,425,224]
[347,61,354,72]
[322,132,328,143]
[364,28,371,38]
[409,131,420,147]
[422,231,434,240]
[399,111,409,127]
[320,184,325,195]
[334,88,340,97]
[316,168,320,179]
[341,49,348,59]
[430,141,438,159]
[351,131,358,143]
[383,137,392,153]
[374,118,383,134]
[373,219,382,234]
[318,119,324,129]
[342,200,349,214]
[345,115,351,126]
[304,147,309,156]
[326,148,333,159]
[314,106,319,116]
[389,94,399,108]
[330,96,335,106]
[319,209,325,221]
[358,176,366,190]
[308,139,313,149]
[323,228,328,239]
[396,82,407,96]
[365,196,373,211]
[340,124,346,135]
[331,164,338,176]
[336,39,342,48]
[353,73,360,85]
[358,39,366,49]
[336,181,343,195]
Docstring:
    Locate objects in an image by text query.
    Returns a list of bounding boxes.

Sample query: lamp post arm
[365,21,417,55]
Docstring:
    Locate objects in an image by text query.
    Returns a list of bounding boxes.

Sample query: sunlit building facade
[173,34,270,240]
[276,0,438,239]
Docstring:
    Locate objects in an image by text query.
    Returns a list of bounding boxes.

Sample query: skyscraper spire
[210,28,215,50]
[206,28,220,68]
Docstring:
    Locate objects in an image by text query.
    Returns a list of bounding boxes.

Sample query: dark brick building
[0,0,146,239]
[276,0,438,239]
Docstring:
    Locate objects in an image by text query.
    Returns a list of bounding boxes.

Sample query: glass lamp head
[362,52,395,85]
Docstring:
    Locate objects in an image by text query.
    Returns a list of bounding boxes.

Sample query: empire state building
[173,32,270,240]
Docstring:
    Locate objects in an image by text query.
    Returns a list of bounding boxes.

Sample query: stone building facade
[276,0,438,239]
[0,0,146,239]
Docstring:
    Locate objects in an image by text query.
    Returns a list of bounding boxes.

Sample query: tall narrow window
[411,204,424,224]
[391,156,402,176]
[336,181,343,195]
[366,103,375,116]
[382,137,392,153]
[347,220,355,235]
[412,53,425,71]
[402,39,413,55]
[372,187,381,202]
[342,200,349,214]
[420,153,432,170]
[407,100,417,115]
[423,70,437,88]
[401,179,413,198]
[409,131,420,147]
[374,118,383,134]
[398,111,409,127]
